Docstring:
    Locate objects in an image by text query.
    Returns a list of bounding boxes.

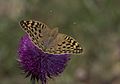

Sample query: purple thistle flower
[17,34,70,84]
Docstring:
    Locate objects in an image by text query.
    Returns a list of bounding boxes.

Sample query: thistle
[17,34,70,84]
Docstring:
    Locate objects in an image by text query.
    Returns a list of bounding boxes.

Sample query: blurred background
[0,0,120,84]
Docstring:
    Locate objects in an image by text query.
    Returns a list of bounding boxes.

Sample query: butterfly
[19,20,83,54]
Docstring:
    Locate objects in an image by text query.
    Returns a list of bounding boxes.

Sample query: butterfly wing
[20,20,52,50]
[20,20,83,54]
[45,33,83,54]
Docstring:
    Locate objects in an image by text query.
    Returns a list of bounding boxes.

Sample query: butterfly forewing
[20,20,52,51]
[46,34,83,54]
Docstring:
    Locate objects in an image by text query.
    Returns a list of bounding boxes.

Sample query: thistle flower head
[17,34,70,84]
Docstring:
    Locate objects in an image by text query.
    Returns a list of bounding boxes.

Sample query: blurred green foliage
[0,0,120,84]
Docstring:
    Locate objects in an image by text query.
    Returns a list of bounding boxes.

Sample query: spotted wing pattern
[20,20,51,50]
[46,33,83,54]
[20,20,83,54]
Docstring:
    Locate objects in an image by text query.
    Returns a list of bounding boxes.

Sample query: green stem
[31,79,35,84]
[38,81,41,84]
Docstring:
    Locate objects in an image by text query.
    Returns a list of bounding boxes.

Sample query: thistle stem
[31,79,35,84]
